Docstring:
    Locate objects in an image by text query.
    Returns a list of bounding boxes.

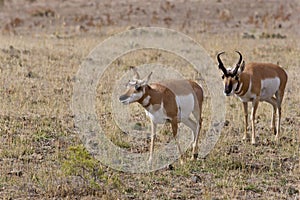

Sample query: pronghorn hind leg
[275,105,281,141]
[148,121,157,163]
[264,97,277,135]
[242,102,249,141]
[275,91,284,141]
[192,117,201,160]
[182,117,201,160]
[192,98,202,160]
[171,118,184,164]
[250,99,260,144]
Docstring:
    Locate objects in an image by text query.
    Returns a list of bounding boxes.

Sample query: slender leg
[242,102,249,141]
[275,106,281,141]
[264,97,277,135]
[251,99,260,144]
[171,119,184,164]
[192,117,202,160]
[182,117,201,160]
[191,92,202,160]
[182,117,197,140]
[275,97,281,141]
[148,121,156,163]
[275,90,284,141]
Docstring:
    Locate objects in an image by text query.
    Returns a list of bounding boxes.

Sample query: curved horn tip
[217,52,225,62]
[235,51,242,56]
[235,51,243,61]
[235,51,243,65]
[217,51,225,56]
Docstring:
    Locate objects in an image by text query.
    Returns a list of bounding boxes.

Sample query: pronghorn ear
[130,66,140,80]
[142,72,152,85]
[237,61,245,75]
[240,61,245,72]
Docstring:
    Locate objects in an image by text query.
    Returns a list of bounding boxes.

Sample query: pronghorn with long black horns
[217,51,288,144]
[119,66,203,163]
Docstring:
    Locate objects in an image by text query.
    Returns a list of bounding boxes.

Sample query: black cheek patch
[135,85,142,91]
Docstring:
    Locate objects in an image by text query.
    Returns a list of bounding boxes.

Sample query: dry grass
[0,1,299,198]
[0,32,299,199]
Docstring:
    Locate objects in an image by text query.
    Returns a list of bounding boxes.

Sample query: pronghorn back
[244,63,287,84]
[145,80,203,122]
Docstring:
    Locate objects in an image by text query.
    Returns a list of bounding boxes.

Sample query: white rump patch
[175,94,194,121]
[260,77,280,100]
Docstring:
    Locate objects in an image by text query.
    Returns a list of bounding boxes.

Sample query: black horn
[217,52,227,75]
[233,51,243,75]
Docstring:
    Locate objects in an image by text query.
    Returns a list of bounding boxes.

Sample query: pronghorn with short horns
[119,66,203,163]
[217,51,288,144]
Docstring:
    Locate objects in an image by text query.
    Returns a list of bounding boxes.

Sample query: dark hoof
[192,153,198,160]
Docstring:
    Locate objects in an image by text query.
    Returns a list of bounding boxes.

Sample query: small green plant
[110,134,131,149]
[244,184,263,193]
[32,130,52,142]
[61,145,105,189]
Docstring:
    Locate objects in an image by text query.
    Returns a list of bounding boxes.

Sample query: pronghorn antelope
[217,51,288,144]
[119,66,203,163]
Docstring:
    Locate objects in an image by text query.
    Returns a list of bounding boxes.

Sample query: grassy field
[0,0,299,199]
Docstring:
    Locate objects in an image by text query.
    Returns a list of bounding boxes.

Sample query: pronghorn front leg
[242,102,249,141]
[250,98,260,144]
[148,121,157,163]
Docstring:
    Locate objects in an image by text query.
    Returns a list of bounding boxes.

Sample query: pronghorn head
[217,51,245,96]
[119,66,152,105]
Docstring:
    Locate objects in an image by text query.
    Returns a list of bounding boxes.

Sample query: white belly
[144,94,195,124]
[260,77,280,100]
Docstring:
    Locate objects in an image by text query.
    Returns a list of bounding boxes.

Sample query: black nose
[119,95,128,102]
[224,90,230,95]
[224,84,232,95]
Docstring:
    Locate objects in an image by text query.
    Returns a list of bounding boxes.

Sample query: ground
[0,0,299,199]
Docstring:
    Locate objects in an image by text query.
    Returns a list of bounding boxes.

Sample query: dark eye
[222,74,225,79]
[135,85,142,91]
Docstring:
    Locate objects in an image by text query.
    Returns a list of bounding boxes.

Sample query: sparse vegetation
[62,145,104,189]
[0,0,299,199]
